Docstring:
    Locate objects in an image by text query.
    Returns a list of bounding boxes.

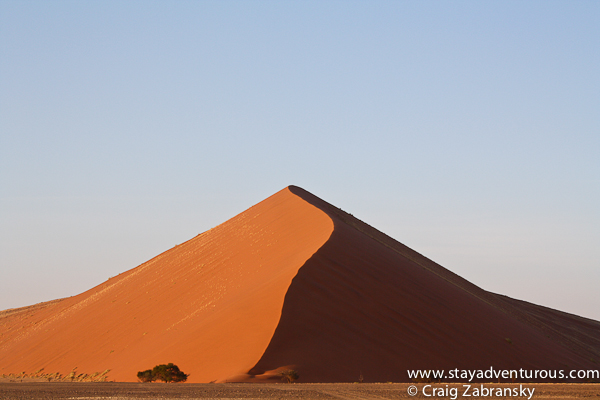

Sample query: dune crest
[1,186,598,382]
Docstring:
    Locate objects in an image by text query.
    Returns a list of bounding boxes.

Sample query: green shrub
[137,363,188,383]
[279,369,299,383]
[137,369,154,383]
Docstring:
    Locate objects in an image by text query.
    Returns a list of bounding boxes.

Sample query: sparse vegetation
[137,369,154,382]
[279,369,299,383]
[1,369,110,382]
[411,375,432,383]
[137,363,188,383]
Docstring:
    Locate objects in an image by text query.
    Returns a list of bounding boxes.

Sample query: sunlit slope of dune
[0,187,333,382]
[1,186,598,383]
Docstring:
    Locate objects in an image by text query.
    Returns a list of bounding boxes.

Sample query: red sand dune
[1,186,598,383]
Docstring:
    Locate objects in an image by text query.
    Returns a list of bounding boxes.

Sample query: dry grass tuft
[2,368,111,382]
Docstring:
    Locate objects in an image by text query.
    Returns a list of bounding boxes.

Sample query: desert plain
[1,381,600,400]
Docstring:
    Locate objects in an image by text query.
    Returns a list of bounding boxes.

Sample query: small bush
[137,369,154,382]
[137,363,188,383]
[279,369,299,383]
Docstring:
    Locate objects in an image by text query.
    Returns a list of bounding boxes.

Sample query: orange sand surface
[1,186,598,383]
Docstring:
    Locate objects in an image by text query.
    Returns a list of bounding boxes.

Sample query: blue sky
[1,1,598,320]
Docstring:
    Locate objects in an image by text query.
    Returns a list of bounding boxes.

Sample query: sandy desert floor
[1,382,600,400]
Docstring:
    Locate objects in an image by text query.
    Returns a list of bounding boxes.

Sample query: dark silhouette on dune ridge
[1,186,598,383]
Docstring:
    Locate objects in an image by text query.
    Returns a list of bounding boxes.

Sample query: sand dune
[1,186,598,382]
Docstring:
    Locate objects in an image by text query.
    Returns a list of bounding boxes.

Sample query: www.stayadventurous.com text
[407,367,599,382]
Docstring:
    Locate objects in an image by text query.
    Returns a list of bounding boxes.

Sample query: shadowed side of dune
[0,187,333,382]
[493,295,600,363]
[246,187,599,382]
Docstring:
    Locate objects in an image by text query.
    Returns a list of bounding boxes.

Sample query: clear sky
[1,1,598,320]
